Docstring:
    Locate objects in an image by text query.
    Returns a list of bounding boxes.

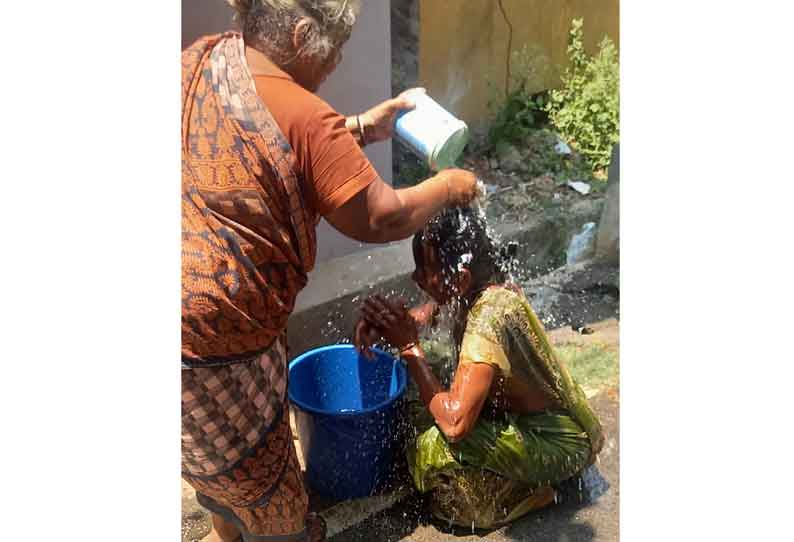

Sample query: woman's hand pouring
[358,88,425,144]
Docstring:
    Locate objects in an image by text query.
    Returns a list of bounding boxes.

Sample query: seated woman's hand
[360,295,419,351]
[353,316,382,360]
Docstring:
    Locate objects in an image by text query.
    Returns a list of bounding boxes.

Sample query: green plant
[556,343,619,391]
[487,88,548,148]
[486,43,554,149]
[547,18,620,172]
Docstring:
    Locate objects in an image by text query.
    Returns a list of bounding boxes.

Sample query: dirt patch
[181,479,211,542]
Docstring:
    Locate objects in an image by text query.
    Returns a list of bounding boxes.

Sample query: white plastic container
[394,91,469,171]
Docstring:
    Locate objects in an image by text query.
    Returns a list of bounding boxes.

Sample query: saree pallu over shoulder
[462,286,605,463]
[181,33,318,367]
[407,286,605,529]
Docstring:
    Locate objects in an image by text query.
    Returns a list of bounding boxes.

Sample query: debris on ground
[554,138,572,155]
[567,180,591,195]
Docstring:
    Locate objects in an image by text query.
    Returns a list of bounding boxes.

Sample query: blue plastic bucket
[288,345,407,500]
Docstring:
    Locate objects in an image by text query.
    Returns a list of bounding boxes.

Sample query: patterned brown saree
[181,33,321,541]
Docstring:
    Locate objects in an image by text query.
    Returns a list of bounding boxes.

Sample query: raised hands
[353,295,420,358]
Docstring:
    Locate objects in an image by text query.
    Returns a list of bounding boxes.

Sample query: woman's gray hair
[227,0,360,67]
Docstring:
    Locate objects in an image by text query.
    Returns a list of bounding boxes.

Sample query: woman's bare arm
[358,297,493,442]
[324,169,477,244]
[401,345,495,443]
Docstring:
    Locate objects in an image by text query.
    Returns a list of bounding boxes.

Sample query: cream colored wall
[181,0,392,262]
[419,0,619,131]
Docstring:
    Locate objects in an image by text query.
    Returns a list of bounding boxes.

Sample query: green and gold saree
[408,286,604,528]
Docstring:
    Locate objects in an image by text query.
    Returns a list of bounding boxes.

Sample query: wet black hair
[413,207,516,290]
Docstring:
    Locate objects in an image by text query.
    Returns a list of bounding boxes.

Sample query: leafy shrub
[487,89,549,148]
[486,43,554,149]
[547,18,620,172]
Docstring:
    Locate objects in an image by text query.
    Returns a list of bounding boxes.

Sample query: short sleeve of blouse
[459,287,515,375]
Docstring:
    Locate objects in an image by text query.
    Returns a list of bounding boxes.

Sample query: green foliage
[486,43,554,149]
[547,19,620,172]
[487,89,549,148]
[556,343,619,391]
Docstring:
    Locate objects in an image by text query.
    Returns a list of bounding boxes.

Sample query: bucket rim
[288,344,407,417]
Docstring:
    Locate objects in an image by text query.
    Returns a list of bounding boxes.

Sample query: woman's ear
[292,18,313,51]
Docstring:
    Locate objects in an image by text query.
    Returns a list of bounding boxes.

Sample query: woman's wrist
[345,115,366,147]
[437,171,452,205]
[398,341,423,360]
[357,115,369,146]
[399,340,419,352]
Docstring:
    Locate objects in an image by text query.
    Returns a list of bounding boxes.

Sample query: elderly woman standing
[181,1,478,541]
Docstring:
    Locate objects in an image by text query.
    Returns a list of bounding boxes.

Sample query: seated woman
[355,208,605,529]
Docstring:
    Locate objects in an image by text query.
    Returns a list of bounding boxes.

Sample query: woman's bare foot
[306,512,327,542]
[203,512,241,542]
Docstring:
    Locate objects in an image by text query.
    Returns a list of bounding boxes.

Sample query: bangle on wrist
[399,341,419,353]
[356,115,367,146]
